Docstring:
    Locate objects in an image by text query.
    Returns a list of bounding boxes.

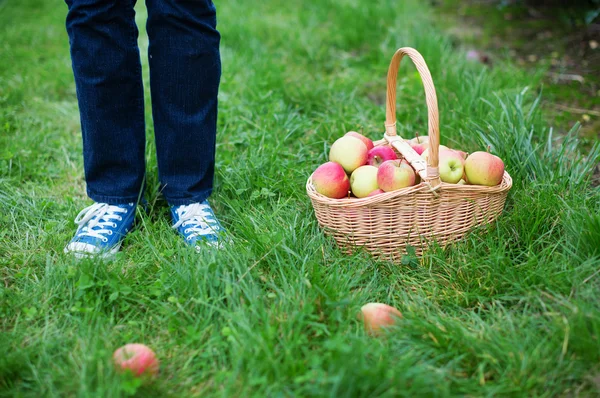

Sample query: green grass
[1,0,600,396]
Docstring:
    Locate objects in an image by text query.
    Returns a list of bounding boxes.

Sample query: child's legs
[65,0,146,204]
[146,0,221,206]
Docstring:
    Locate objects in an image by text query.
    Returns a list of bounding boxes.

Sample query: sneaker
[64,202,136,259]
[171,200,227,250]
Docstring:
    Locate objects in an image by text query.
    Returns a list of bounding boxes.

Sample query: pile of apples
[311,131,505,199]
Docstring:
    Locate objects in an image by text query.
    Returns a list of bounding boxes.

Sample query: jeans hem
[87,192,144,206]
[165,191,212,207]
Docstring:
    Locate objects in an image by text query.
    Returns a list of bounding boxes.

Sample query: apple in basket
[367,189,385,197]
[345,131,374,151]
[438,149,465,184]
[464,151,505,186]
[367,146,397,167]
[420,145,449,163]
[453,149,468,160]
[329,136,368,173]
[377,160,416,191]
[311,162,350,199]
[350,165,379,198]
[408,135,429,155]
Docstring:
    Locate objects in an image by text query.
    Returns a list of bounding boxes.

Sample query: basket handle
[384,47,441,187]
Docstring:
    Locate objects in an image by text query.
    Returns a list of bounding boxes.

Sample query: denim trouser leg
[65,0,221,206]
[146,0,221,206]
[65,0,146,204]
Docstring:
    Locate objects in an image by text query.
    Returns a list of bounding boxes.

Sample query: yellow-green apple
[359,303,402,336]
[457,179,467,185]
[329,136,368,173]
[367,146,397,167]
[409,135,429,155]
[350,165,379,198]
[345,131,374,151]
[311,162,350,199]
[377,160,416,191]
[421,145,449,163]
[367,189,385,197]
[113,344,159,378]
[438,149,465,184]
[464,151,505,186]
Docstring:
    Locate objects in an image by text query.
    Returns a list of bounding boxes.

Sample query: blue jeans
[65,0,221,206]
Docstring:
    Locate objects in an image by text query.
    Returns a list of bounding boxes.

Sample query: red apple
[377,160,415,191]
[452,149,468,160]
[409,135,429,155]
[367,189,385,197]
[311,162,350,199]
[359,303,402,336]
[410,142,429,155]
[464,151,505,186]
[438,149,465,184]
[410,135,428,144]
[367,146,397,167]
[113,344,159,378]
[345,131,374,151]
[350,165,379,198]
[329,136,368,173]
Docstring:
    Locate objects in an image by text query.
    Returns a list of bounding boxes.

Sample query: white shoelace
[74,203,128,242]
[172,203,218,240]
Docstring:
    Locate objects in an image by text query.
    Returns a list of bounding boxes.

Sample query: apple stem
[487,145,491,153]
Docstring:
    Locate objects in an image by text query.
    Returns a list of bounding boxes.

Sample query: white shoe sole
[64,241,122,260]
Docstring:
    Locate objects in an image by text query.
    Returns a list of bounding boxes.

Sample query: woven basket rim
[306,171,513,208]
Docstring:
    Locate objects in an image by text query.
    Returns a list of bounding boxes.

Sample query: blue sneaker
[171,200,227,250]
[64,202,136,259]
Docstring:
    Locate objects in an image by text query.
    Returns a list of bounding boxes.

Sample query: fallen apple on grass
[367,146,397,167]
[350,165,379,198]
[464,151,505,186]
[377,160,416,191]
[311,162,350,199]
[438,149,465,184]
[345,131,374,151]
[329,136,368,173]
[359,303,402,336]
[113,344,159,378]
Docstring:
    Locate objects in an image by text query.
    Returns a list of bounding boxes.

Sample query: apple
[410,135,428,144]
[367,146,397,167]
[421,145,449,163]
[452,149,468,160]
[410,141,429,155]
[350,165,379,198]
[367,189,385,197]
[464,151,505,186]
[457,179,467,185]
[311,162,350,199]
[377,160,416,191]
[409,135,429,155]
[438,149,465,184]
[113,344,159,378]
[359,303,402,336]
[345,131,374,151]
[329,136,368,173]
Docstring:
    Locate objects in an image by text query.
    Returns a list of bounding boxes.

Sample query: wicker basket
[306,47,512,261]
